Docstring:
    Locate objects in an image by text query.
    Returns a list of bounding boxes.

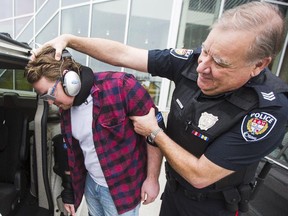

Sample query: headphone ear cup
[62,71,81,96]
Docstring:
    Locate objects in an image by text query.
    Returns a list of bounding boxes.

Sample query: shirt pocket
[97,114,128,148]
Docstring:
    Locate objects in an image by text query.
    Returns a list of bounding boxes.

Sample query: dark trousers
[159,181,239,216]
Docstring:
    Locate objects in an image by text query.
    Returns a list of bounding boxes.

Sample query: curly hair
[25,46,81,84]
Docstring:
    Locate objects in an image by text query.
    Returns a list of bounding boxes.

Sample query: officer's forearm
[66,34,149,72]
[154,131,233,188]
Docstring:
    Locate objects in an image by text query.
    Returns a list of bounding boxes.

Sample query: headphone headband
[61,49,72,58]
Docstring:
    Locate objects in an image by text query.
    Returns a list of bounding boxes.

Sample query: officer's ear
[250,57,272,77]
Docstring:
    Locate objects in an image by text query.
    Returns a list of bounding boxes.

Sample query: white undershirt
[70,95,108,187]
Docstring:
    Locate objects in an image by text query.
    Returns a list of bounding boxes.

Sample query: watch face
[146,136,153,144]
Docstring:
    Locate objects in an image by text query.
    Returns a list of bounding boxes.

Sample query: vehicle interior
[0,33,288,216]
[0,33,87,216]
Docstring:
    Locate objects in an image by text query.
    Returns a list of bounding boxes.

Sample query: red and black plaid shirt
[60,72,155,214]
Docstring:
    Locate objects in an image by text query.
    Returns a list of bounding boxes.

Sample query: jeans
[85,173,140,216]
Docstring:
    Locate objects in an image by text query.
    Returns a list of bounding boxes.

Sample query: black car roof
[0,33,31,69]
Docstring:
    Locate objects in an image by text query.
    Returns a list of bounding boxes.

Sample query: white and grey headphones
[61,50,81,96]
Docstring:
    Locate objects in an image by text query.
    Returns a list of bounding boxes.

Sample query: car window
[0,33,34,96]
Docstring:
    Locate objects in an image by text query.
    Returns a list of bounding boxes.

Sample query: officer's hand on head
[30,34,69,61]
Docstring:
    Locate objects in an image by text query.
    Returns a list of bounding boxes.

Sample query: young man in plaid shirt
[25,46,163,216]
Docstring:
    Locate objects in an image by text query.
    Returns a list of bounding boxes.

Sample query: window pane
[61,6,89,35]
[279,46,288,83]
[0,69,13,89]
[62,0,89,7]
[61,6,90,65]
[268,131,288,166]
[128,0,173,49]
[189,0,216,13]
[273,4,288,83]
[15,16,32,38]
[17,21,33,44]
[15,0,34,16]
[0,20,13,37]
[37,0,47,10]
[15,69,33,91]
[89,0,128,72]
[35,0,58,34]
[177,0,221,49]
[127,0,173,105]
[224,0,255,10]
[36,14,59,45]
[0,0,13,19]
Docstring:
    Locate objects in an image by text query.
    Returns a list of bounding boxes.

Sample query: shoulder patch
[170,49,193,60]
[241,112,277,142]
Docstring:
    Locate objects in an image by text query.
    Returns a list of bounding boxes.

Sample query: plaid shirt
[60,72,155,214]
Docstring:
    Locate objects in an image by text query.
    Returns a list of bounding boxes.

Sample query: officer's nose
[196,54,211,74]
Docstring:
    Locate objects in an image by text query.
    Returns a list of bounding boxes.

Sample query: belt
[166,174,224,201]
[183,188,224,201]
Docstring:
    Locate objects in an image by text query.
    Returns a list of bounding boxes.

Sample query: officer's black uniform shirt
[148,48,288,172]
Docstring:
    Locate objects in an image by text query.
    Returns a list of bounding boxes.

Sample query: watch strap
[148,127,163,144]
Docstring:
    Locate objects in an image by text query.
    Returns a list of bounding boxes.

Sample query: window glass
[15,16,32,38]
[279,45,288,83]
[61,6,90,65]
[0,0,13,19]
[0,69,33,92]
[269,131,288,166]
[126,0,173,105]
[37,0,47,10]
[178,0,256,49]
[36,14,59,45]
[17,21,33,44]
[189,0,218,13]
[62,0,89,7]
[89,0,128,72]
[15,0,34,16]
[274,4,288,83]
[224,0,255,10]
[128,0,172,49]
[15,69,33,91]
[0,20,13,37]
[177,0,220,50]
[0,69,13,89]
[35,0,58,34]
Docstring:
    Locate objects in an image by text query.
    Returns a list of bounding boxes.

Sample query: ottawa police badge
[241,112,277,142]
[198,112,219,131]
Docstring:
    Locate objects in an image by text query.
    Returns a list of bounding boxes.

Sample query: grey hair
[211,2,285,63]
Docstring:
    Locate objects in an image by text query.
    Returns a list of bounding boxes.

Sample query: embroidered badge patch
[241,112,277,142]
[170,49,193,60]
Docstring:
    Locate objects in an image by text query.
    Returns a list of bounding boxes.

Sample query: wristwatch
[146,128,163,145]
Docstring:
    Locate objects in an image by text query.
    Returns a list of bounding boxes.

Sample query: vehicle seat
[0,93,29,216]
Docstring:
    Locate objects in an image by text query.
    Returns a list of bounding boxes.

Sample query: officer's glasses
[39,79,60,101]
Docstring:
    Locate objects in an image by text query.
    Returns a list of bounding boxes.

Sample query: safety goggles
[39,79,60,101]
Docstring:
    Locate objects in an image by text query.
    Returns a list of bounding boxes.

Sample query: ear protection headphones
[60,50,81,96]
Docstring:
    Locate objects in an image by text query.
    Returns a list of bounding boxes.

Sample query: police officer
[32,2,288,216]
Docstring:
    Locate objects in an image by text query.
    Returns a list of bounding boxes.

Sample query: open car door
[0,33,88,216]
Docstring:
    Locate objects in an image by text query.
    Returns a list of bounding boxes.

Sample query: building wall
[1,0,287,111]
